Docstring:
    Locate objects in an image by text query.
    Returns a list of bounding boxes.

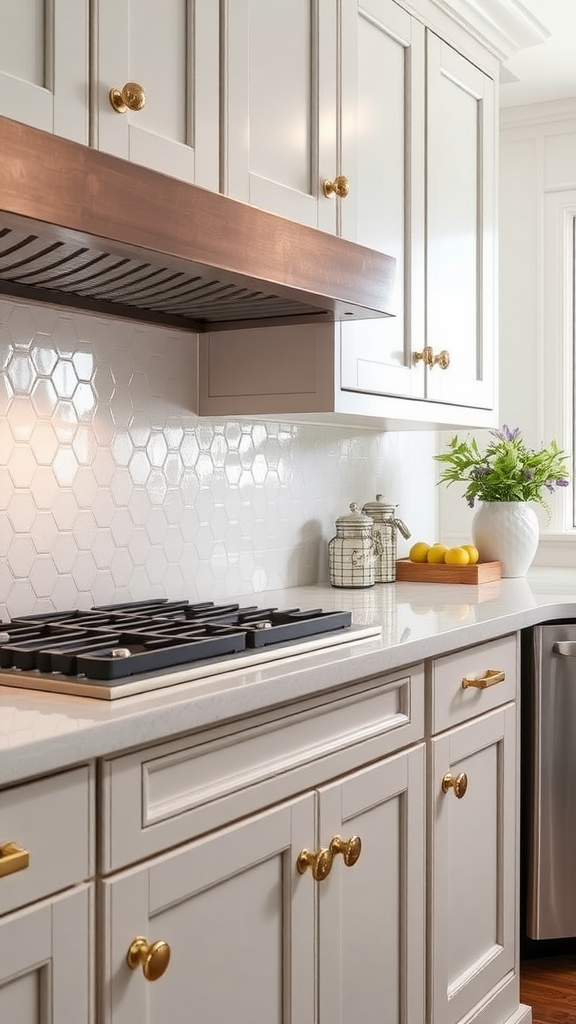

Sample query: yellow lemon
[409,541,431,563]
[462,544,480,564]
[445,546,470,566]
[426,544,448,564]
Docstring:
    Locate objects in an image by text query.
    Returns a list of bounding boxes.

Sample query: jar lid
[335,502,374,527]
[362,494,398,516]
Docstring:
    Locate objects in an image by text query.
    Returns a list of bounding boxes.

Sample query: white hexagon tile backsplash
[0,296,437,618]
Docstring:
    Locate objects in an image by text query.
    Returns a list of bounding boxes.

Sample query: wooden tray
[395,558,502,585]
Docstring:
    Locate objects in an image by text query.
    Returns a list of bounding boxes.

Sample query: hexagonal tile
[30,556,59,599]
[30,377,58,419]
[8,395,36,441]
[7,446,37,487]
[53,447,79,487]
[7,535,36,577]
[29,420,59,466]
[52,533,79,573]
[7,304,36,348]
[110,548,134,587]
[7,492,37,533]
[30,512,59,554]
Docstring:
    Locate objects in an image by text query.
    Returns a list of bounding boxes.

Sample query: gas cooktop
[0,599,381,700]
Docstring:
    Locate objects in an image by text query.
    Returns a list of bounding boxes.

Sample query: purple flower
[556,478,569,487]
[496,425,521,442]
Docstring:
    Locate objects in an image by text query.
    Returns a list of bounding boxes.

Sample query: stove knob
[111,647,131,658]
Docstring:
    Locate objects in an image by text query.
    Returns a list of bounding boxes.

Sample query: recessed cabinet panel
[430,706,516,1024]
[96,0,219,186]
[102,797,315,1024]
[0,885,93,1024]
[425,33,495,410]
[224,0,337,230]
[0,0,88,140]
[340,0,425,400]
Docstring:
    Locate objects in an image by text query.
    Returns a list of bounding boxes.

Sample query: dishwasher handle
[552,641,576,656]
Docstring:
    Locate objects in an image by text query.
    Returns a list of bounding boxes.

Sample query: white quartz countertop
[1,566,576,786]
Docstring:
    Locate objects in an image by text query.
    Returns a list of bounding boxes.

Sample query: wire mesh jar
[328,502,379,588]
[361,495,411,583]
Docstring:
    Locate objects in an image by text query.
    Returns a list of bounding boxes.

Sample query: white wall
[0,296,439,619]
[439,97,576,557]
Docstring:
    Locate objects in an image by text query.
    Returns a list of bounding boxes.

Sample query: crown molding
[500,96,576,128]
[427,0,550,61]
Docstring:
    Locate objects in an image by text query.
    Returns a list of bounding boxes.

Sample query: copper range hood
[0,116,396,333]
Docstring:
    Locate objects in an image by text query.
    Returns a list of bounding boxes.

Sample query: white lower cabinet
[101,747,425,1024]
[0,765,95,1023]
[428,634,528,1024]
[0,636,530,1024]
[0,885,93,1023]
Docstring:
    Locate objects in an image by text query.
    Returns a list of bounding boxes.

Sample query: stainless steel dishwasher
[523,622,576,941]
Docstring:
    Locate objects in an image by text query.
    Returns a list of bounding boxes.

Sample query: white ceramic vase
[472,501,539,578]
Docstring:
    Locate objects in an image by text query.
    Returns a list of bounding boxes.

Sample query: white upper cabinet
[222,0,338,231]
[424,33,496,412]
[338,0,425,403]
[199,0,499,428]
[95,0,219,187]
[0,0,88,142]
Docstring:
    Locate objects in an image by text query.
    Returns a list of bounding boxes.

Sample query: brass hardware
[413,346,434,367]
[126,937,171,981]
[462,669,505,690]
[0,842,29,878]
[296,846,333,881]
[330,834,362,867]
[433,349,450,369]
[413,346,450,369]
[109,82,146,114]
[442,772,468,798]
[322,175,350,199]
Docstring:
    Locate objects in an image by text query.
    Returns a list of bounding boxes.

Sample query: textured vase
[471,501,539,578]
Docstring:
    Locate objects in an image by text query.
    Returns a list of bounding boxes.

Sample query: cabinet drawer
[430,634,518,733]
[101,667,425,871]
[0,765,94,916]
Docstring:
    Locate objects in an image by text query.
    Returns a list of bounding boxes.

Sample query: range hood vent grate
[0,117,396,332]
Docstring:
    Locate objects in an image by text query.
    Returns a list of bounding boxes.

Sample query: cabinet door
[0,884,93,1023]
[102,795,315,1024]
[0,0,88,141]
[223,0,338,230]
[339,0,426,401]
[430,706,517,1024]
[95,0,219,187]
[425,33,496,411]
[317,746,426,1024]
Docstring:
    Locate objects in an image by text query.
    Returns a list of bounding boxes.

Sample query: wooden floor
[521,955,576,1023]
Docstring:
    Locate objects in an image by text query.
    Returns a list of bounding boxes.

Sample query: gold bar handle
[461,669,505,690]
[0,842,30,878]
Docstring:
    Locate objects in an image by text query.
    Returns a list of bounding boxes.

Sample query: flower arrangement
[434,425,570,514]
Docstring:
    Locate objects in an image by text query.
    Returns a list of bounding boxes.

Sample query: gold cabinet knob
[0,841,29,878]
[413,346,450,369]
[413,346,434,367]
[322,174,350,199]
[126,937,171,981]
[462,669,505,690]
[442,772,468,799]
[296,846,333,881]
[433,349,450,369]
[330,834,362,867]
[109,82,146,114]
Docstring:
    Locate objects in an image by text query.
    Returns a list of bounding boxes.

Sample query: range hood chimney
[0,116,396,333]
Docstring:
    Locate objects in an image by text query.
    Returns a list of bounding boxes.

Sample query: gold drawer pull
[296,846,333,881]
[0,842,29,878]
[442,772,468,798]
[330,834,362,867]
[462,669,505,690]
[127,937,171,981]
